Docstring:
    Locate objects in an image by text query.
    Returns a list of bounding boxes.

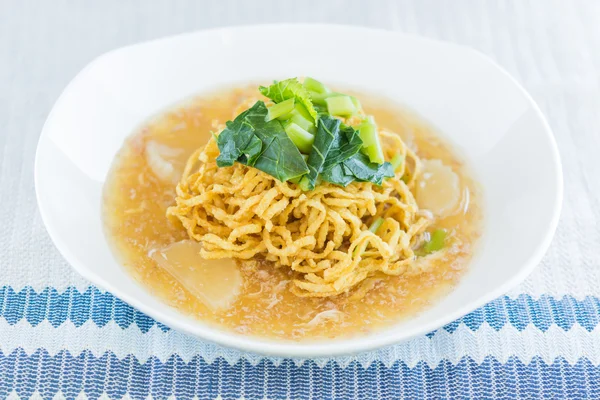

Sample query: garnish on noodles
[167,77,449,297]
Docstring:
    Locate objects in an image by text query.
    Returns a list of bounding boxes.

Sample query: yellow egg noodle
[167,124,437,297]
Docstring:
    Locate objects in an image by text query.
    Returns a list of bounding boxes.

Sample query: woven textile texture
[1,0,599,398]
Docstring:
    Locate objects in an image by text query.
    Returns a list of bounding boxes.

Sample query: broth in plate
[103,83,482,341]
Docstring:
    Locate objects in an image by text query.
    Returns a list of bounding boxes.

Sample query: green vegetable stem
[215,77,395,190]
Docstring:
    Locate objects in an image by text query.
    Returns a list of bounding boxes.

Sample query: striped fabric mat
[1,289,599,398]
[2,0,600,398]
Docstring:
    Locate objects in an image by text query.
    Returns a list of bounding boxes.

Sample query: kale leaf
[320,163,356,187]
[304,115,341,189]
[343,152,395,185]
[216,80,395,189]
[216,101,309,182]
[321,124,363,171]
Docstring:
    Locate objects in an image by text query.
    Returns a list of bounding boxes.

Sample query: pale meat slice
[416,159,461,217]
[151,240,242,311]
[145,140,183,184]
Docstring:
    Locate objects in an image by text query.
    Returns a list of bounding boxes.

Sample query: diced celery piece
[309,91,329,106]
[284,122,315,154]
[358,122,377,148]
[350,96,361,110]
[423,229,446,254]
[293,103,313,122]
[390,154,404,171]
[277,103,316,132]
[298,176,311,191]
[289,110,316,133]
[309,90,343,106]
[303,77,330,94]
[326,95,357,117]
[358,121,385,164]
[266,98,295,121]
[289,175,303,184]
[365,144,385,165]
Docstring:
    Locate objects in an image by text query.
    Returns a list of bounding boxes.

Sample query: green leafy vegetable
[342,152,394,185]
[312,121,390,187]
[320,124,363,171]
[320,163,355,187]
[215,108,262,167]
[304,115,341,190]
[259,78,319,123]
[216,78,397,190]
[216,101,309,182]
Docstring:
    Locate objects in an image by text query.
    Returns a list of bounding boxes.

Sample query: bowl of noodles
[34,25,562,357]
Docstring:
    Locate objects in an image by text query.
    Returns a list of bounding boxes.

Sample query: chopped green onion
[390,154,404,172]
[303,77,330,94]
[284,122,315,154]
[358,121,385,164]
[423,229,446,254]
[266,98,295,121]
[326,95,357,117]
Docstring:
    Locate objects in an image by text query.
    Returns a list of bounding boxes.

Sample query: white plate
[34,24,562,357]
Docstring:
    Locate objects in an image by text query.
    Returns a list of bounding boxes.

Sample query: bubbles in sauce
[102,85,483,341]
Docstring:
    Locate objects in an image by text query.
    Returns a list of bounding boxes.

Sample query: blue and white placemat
[2,0,599,398]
